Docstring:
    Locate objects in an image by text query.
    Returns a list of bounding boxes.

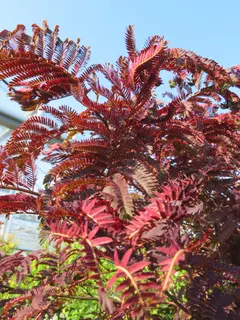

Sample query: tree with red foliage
[0,22,239,319]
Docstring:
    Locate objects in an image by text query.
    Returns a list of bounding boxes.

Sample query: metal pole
[2,214,12,242]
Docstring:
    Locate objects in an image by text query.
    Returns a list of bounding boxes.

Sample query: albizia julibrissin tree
[0,22,239,319]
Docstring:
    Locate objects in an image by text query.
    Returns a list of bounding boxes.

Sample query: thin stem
[79,284,95,297]
[0,185,40,197]
[55,294,98,301]
[95,111,110,132]
[164,290,189,315]
[162,249,185,292]
[35,312,43,320]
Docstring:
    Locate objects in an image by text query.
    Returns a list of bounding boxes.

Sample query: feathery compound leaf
[125,25,138,59]
[49,220,83,245]
[107,249,159,319]
[129,38,165,85]
[131,164,158,197]
[5,115,62,171]
[0,193,37,214]
[81,198,117,227]
[0,21,91,110]
[103,174,134,218]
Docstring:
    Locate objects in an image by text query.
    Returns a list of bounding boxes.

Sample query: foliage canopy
[0,22,239,319]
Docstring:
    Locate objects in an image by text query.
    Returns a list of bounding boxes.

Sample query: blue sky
[0,0,240,120]
[0,0,240,67]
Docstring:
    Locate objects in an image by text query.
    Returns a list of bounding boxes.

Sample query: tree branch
[0,185,40,197]
[55,294,98,301]
[164,290,189,314]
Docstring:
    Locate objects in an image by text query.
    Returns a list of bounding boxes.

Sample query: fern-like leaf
[103,173,134,218]
[0,22,91,109]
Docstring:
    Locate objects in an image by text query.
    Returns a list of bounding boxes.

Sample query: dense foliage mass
[0,22,239,319]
